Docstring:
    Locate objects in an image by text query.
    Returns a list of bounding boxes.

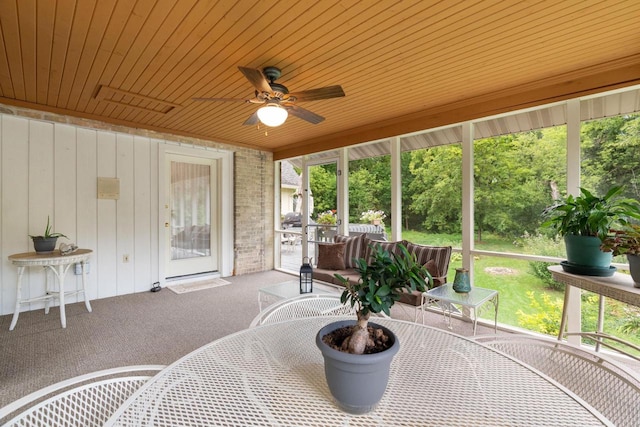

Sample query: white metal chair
[250,294,356,327]
[474,334,640,426]
[0,365,165,427]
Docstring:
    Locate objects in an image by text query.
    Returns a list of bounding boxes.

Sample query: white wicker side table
[8,249,92,330]
[549,264,640,359]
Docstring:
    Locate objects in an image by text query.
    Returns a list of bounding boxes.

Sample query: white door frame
[158,145,234,283]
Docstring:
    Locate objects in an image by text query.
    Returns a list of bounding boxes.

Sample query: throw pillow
[334,234,365,268]
[316,243,346,270]
[423,259,438,279]
[363,237,403,265]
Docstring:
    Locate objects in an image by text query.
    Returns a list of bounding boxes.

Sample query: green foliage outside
[516,291,563,335]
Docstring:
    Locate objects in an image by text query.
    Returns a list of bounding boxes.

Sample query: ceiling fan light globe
[257,104,288,127]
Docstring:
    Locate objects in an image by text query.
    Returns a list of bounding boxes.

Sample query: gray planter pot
[628,254,640,288]
[32,237,58,253]
[564,234,612,268]
[315,320,399,414]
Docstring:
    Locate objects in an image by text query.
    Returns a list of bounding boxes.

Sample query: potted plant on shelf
[541,186,640,275]
[315,243,432,414]
[601,224,640,288]
[29,216,67,253]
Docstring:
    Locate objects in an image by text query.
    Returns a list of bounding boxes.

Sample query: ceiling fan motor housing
[262,66,282,82]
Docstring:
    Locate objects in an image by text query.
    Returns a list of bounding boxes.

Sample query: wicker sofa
[312,233,452,312]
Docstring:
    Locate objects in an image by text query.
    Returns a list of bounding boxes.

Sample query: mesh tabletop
[107,317,611,426]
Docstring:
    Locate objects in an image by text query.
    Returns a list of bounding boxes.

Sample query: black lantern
[300,257,313,294]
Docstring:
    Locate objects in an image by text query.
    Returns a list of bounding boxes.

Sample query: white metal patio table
[106,317,611,426]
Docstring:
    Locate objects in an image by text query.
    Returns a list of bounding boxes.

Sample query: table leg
[595,295,605,352]
[82,260,92,313]
[473,307,478,335]
[9,266,25,331]
[493,294,499,333]
[46,264,68,328]
[557,283,571,341]
[44,267,51,314]
[57,265,66,328]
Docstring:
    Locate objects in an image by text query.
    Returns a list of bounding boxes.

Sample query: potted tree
[315,243,432,414]
[29,216,67,253]
[541,186,640,275]
[601,224,640,287]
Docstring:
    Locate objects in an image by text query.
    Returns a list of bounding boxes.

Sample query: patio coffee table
[258,280,339,311]
[422,283,499,334]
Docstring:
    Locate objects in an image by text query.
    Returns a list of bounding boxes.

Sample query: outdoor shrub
[514,232,565,291]
[516,291,562,335]
[619,307,640,335]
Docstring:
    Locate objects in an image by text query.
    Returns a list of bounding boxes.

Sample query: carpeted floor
[0,269,503,413]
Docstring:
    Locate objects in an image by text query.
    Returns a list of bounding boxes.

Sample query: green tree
[349,157,391,223]
[309,164,336,218]
[408,146,462,233]
[582,114,640,199]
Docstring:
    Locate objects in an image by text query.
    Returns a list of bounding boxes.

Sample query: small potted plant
[360,210,386,226]
[541,186,640,274]
[29,216,67,253]
[315,210,337,240]
[601,224,640,287]
[315,243,432,414]
[316,210,337,226]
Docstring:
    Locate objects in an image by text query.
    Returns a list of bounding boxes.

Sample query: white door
[164,154,218,278]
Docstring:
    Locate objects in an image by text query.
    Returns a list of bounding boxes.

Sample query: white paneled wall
[0,114,221,316]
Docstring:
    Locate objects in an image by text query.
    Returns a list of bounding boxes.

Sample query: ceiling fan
[193,66,345,127]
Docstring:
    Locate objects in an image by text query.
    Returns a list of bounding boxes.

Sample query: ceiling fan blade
[192,97,250,102]
[286,105,325,124]
[288,85,345,102]
[238,66,272,93]
[243,111,260,126]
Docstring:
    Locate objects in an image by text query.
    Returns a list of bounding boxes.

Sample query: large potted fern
[315,243,432,414]
[542,186,640,275]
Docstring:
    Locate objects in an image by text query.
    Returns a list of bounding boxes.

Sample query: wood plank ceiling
[0,0,639,160]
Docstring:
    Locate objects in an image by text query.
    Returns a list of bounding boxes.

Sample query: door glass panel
[307,162,338,264]
[171,161,211,260]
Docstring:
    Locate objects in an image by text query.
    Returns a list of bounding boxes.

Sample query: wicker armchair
[0,365,164,427]
[474,334,640,426]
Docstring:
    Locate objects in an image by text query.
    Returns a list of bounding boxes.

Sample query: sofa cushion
[313,268,359,287]
[398,289,423,307]
[312,268,340,285]
[334,234,366,268]
[406,243,452,285]
[316,243,346,270]
[363,237,403,264]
